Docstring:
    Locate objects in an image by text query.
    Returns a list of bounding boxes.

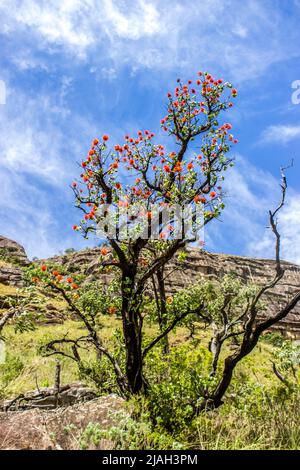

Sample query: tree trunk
[210,335,222,376]
[121,270,148,395]
[156,269,170,355]
[123,315,147,394]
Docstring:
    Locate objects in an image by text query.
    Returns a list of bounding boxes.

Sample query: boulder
[0,235,29,266]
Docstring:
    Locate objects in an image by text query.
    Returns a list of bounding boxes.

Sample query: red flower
[231,88,238,97]
[163,165,171,173]
[115,182,121,189]
[52,270,59,277]
[71,283,79,290]
[210,191,217,198]
[67,277,73,283]
[93,138,99,146]
[72,225,78,231]
[194,195,207,204]
[102,134,109,141]
[108,306,117,315]
[101,247,109,256]
[41,264,47,272]
[187,163,194,171]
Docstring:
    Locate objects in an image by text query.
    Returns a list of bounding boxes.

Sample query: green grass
[0,316,299,450]
[0,317,275,398]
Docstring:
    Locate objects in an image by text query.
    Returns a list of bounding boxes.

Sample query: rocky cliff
[1,235,300,336]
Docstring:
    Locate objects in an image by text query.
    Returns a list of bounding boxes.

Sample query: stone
[1,382,97,411]
[0,235,29,266]
[0,394,125,449]
[4,234,300,337]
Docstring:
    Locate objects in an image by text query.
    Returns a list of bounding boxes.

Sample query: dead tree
[199,164,300,411]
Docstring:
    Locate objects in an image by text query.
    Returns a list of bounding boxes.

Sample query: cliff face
[165,250,300,338]
[1,235,300,337]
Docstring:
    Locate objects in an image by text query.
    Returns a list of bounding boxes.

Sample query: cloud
[0,81,101,258]
[206,156,300,265]
[0,87,69,184]
[249,194,300,265]
[261,124,300,144]
[1,0,300,80]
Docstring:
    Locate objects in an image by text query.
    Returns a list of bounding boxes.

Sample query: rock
[6,235,300,338]
[0,395,125,450]
[0,235,29,266]
[0,265,24,287]
[165,249,300,337]
[1,382,97,411]
[50,246,300,336]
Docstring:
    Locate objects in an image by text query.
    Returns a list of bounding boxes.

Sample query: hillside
[1,234,300,336]
[0,234,299,450]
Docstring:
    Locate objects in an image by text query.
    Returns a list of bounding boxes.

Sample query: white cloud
[206,156,300,266]
[0,0,299,80]
[0,87,69,183]
[250,194,300,265]
[261,124,300,144]
[0,81,101,258]
[101,0,160,39]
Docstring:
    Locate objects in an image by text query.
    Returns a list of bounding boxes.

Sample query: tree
[71,71,238,394]
[193,166,300,411]
[31,71,238,396]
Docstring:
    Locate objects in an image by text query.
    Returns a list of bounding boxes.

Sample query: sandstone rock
[165,250,300,337]
[0,235,29,266]
[1,382,97,411]
[51,247,300,337]
[27,242,300,337]
[0,395,125,450]
[0,265,24,287]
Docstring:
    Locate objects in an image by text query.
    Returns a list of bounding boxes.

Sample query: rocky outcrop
[165,250,300,337]
[0,235,29,288]
[0,395,125,450]
[0,235,29,266]
[1,382,97,411]
[0,265,24,287]
[2,234,300,337]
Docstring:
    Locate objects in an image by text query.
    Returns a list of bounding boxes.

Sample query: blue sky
[0,0,300,263]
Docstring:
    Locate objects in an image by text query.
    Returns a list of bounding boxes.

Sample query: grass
[0,316,298,450]
[0,283,19,296]
[0,317,275,398]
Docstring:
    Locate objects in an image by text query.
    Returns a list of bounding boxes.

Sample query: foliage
[0,353,24,397]
[1,318,300,449]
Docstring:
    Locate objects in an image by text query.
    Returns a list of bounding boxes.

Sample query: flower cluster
[161,71,237,139]
[71,71,238,237]
[30,264,81,296]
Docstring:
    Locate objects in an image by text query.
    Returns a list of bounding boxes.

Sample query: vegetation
[0,70,299,450]
[0,319,299,449]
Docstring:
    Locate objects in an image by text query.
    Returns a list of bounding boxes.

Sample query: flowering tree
[32,72,238,396]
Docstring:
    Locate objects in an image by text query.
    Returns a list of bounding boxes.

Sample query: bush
[0,353,24,394]
[144,344,216,433]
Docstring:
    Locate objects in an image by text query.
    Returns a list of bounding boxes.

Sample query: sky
[0,0,300,263]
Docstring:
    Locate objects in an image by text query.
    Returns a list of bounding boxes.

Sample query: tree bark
[121,269,148,394]
[155,268,170,355]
